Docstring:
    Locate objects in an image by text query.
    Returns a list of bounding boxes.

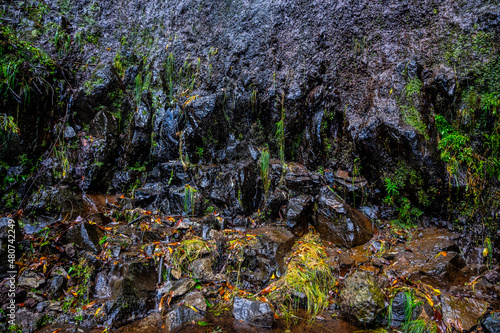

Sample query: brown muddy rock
[313,186,373,248]
[419,252,466,287]
[339,271,385,327]
[115,312,162,332]
[386,228,466,287]
[286,195,312,237]
[441,293,488,332]
[406,228,461,255]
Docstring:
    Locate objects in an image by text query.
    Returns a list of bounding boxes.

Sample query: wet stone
[482,312,500,333]
[159,278,196,298]
[388,292,421,328]
[286,195,311,237]
[164,292,206,332]
[339,271,385,327]
[232,296,274,328]
[48,276,65,297]
[18,271,45,290]
[441,293,488,332]
[63,221,104,254]
[314,186,373,248]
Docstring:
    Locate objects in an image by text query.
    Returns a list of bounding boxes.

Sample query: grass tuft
[267,233,335,326]
[171,238,211,273]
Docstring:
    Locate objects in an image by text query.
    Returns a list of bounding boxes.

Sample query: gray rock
[388,292,421,328]
[339,271,385,326]
[64,126,76,139]
[286,195,311,237]
[18,271,45,290]
[233,297,274,328]
[483,312,500,333]
[47,276,65,296]
[63,222,104,254]
[165,293,206,333]
[159,278,196,298]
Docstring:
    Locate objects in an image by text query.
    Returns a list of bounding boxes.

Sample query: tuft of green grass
[171,238,211,273]
[259,148,270,198]
[267,233,335,326]
[184,184,197,216]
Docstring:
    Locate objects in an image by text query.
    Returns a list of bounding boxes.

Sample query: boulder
[388,292,422,327]
[313,187,373,248]
[339,271,385,326]
[286,195,312,237]
[18,271,45,290]
[164,292,206,331]
[233,296,274,328]
[232,229,295,292]
[63,222,104,254]
[441,293,488,332]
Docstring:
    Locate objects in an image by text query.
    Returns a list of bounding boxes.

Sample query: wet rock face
[63,222,105,254]
[313,187,373,248]
[441,293,488,332]
[482,312,500,333]
[25,187,85,220]
[232,297,274,328]
[339,271,385,327]
[165,291,207,331]
[286,195,312,237]
[386,228,466,287]
[196,160,261,216]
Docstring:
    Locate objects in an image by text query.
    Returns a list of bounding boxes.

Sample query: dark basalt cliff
[0,0,499,331]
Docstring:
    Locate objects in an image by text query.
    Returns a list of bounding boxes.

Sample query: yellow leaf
[390,88,393,95]
[483,247,489,257]
[94,307,102,317]
[183,304,198,312]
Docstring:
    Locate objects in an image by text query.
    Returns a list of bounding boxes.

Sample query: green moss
[400,105,429,139]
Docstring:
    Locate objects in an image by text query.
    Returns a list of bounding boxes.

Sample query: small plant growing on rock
[259,148,270,199]
[184,184,197,216]
[171,238,211,273]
